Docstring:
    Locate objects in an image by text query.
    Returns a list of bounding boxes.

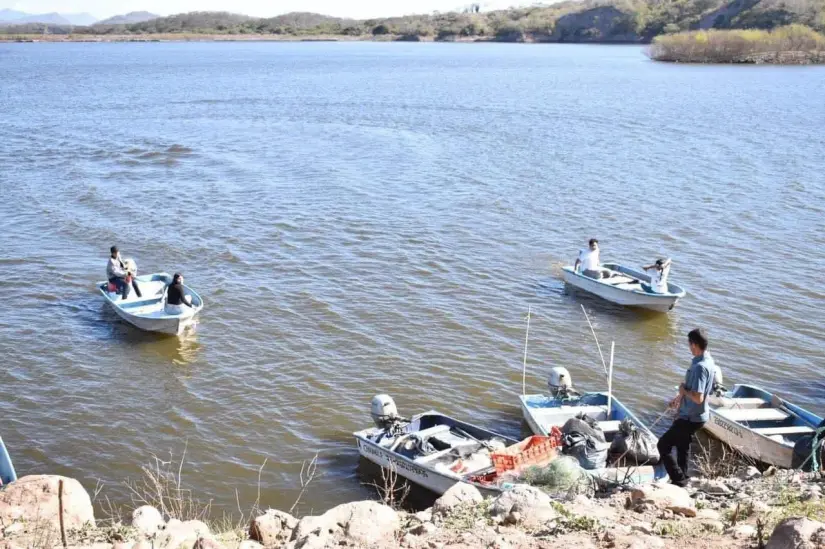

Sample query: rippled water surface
[1,42,824,513]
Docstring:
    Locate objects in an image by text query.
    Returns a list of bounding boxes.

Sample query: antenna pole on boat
[522,305,531,397]
[607,341,615,420]
[581,305,608,376]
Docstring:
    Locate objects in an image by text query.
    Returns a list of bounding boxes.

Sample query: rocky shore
[3,466,825,549]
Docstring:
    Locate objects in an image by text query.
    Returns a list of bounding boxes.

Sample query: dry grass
[692,436,756,479]
[368,463,410,510]
[650,24,825,63]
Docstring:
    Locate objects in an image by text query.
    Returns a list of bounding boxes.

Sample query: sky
[4,0,527,19]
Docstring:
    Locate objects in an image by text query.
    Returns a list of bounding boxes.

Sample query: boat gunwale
[97,272,205,320]
[562,264,687,299]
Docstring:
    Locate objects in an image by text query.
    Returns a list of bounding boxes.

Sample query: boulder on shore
[131,505,164,538]
[0,475,95,531]
[766,517,825,549]
[249,508,298,545]
[630,483,696,517]
[490,485,557,527]
[292,501,399,547]
[155,518,211,549]
[432,483,483,516]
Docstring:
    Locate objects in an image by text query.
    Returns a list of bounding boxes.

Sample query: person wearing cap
[574,239,611,279]
[642,257,673,293]
[106,245,142,300]
[165,273,194,315]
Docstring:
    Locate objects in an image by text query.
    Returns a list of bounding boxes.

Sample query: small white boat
[0,435,16,486]
[354,395,532,497]
[520,368,661,486]
[98,273,204,336]
[707,384,823,468]
[562,263,686,312]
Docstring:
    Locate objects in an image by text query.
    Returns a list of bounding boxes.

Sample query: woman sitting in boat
[165,273,193,315]
[642,258,672,293]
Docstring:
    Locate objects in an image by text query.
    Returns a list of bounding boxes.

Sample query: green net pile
[520,456,588,493]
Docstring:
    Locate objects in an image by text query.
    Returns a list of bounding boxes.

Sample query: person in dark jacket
[106,245,142,299]
[165,273,193,314]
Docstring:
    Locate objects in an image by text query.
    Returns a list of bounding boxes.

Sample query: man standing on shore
[657,328,716,487]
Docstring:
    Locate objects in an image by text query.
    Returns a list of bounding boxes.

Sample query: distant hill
[0,8,28,21]
[1,3,823,41]
[11,12,72,25]
[0,10,97,26]
[96,11,159,25]
[63,13,98,25]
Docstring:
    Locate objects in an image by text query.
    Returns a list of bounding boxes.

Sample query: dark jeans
[109,277,142,300]
[657,418,705,486]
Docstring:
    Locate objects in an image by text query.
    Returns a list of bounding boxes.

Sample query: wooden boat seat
[532,405,607,421]
[598,421,622,434]
[728,397,768,409]
[715,407,789,422]
[753,426,814,436]
[603,276,637,286]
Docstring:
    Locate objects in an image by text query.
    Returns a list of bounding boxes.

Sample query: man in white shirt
[642,258,672,293]
[574,239,610,279]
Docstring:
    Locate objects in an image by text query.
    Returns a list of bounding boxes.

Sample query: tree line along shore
[1,1,825,63]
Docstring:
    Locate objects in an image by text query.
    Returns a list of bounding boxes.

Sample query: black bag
[562,413,606,443]
[609,419,660,466]
[562,414,608,469]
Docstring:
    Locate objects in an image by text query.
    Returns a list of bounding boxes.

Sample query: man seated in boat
[574,239,611,279]
[106,245,142,300]
[165,273,194,315]
[642,258,673,293]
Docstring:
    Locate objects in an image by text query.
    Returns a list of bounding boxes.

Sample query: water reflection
[96,303,202,364]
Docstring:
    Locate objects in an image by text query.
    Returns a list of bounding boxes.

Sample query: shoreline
[2,465,824,549]
[0,33,638,44]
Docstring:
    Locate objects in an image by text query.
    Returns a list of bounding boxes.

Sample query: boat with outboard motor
[98,272,204,336]
[562,263,685,312]
[0,435,16,486]
[520,367,661,486]
[354,395,558,497]
[707,384,824,468]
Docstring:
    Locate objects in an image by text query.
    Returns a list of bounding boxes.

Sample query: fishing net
[519,456,592,496]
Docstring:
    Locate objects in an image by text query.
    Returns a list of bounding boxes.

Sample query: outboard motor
[712,366,726,396]
[371,394,400,429]
[548,367,575,399]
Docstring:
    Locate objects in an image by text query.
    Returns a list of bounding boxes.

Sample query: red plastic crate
[490,427,562,474]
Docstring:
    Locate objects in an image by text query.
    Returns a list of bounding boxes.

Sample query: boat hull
[355,434,505,498]
[99,273,203,336]
[0,436,16,486]
[706,384,823,468]
[562,264,684,312]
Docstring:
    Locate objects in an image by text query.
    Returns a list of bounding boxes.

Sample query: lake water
[1,42,824,515]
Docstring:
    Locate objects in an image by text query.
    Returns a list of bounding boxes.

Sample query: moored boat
[562,263,686,312]
[707,384,823,468]
[520,368,661,486]
[98,272,204,336]
[0,435,16,486]
[354,395,551,497]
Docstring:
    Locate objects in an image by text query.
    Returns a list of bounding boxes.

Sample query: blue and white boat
[520,368,660,485]
[0,435,17,486]
[98,273,204,336]
[562,263,686,312]
[354,395,522,497]
[707,384,823,468]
